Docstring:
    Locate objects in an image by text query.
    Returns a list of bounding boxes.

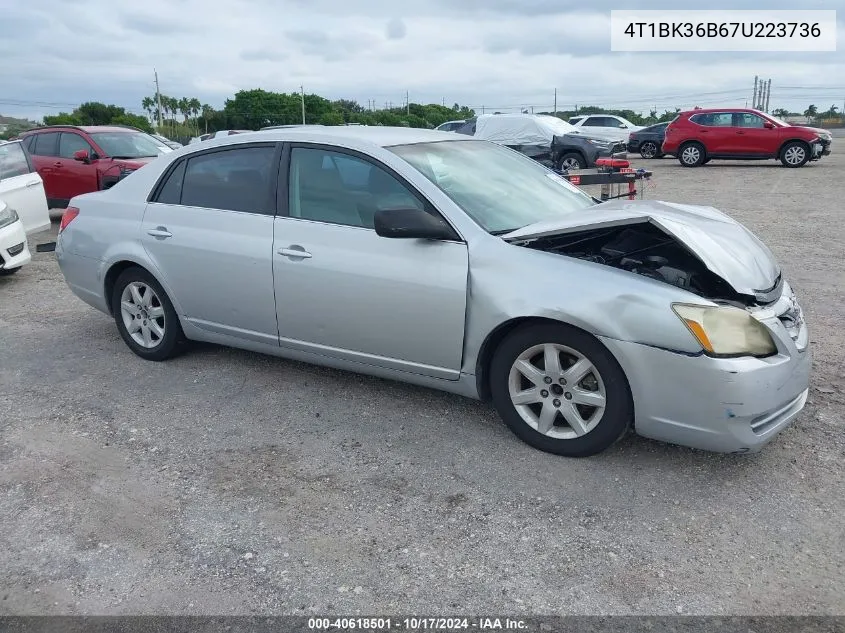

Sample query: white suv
[568,114,643,139]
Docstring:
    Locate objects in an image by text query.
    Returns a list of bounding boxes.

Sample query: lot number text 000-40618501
[610,10,837,52]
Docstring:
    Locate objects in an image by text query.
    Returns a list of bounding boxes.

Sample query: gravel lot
[1,145,843,616]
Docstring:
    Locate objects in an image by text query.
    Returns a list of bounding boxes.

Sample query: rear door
[689,112,734,153]
[25,132,64,205]
[0,141,49,234]
[52,132,100,199]
[271,143,469,379]
[141,142,282,344]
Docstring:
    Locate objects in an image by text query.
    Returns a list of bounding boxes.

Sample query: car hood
[560,132,626,145]
[502,199,781,297]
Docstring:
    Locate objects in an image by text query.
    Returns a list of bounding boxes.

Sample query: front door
[141,143,281,344]
[272,144,469,379]
[731,112,781,156]
[0,141,49,234]
[52,132,100,199]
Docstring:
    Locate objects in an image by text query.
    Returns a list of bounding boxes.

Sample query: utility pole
[765,79,772,112]
[300,85,306,124]
[406,90,410,115]
[554,88,557,115]
[154,68,163,130]
[752,76,758,110]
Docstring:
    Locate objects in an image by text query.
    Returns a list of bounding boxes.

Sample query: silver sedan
[55,127,810,456]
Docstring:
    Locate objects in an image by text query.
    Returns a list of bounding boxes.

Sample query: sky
[0,0,843,123]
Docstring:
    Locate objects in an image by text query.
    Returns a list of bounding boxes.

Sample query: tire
[0,267,21,276]
[780,141,810,168]
[489,322,633,457]
[639,141,659,159]
[678,142,706,167]
[557,152,586,171]
[111,266,184,361]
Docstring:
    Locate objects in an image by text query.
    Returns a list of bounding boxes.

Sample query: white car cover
[473,114,577,145]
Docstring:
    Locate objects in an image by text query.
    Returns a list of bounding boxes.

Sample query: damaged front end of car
[502,199,786,309]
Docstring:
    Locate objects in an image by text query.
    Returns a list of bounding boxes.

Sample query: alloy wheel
[681,145,701,165]
[640,142,658,158]
[784,145,806,165]
[120,281,166,349]
[507,343,607,440]
[560,157,582,170]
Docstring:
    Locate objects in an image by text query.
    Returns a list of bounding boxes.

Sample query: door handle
[25,180,41,188]
[277,246,312,259]
[53,162,63,168]
[147,227,173,239]
[736,131,745,135]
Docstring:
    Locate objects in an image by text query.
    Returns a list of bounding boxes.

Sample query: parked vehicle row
[0,139,50,275]
[453,114,627,170]
[54,126,810,457]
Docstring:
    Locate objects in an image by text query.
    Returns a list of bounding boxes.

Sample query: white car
[0,140,50,275]
[568,114,644,140]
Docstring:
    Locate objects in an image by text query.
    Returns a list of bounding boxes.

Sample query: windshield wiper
[110,155,139,159]
[490,228,519,236]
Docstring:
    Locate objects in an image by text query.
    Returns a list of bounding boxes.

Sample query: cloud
[0,0,842,123]
[386,18,407,40]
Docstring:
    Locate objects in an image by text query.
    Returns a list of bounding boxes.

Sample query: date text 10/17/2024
[307,617,529,630]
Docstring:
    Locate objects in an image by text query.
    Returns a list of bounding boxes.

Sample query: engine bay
[520,222,752,305]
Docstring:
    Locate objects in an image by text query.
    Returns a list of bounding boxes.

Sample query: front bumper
[599,295,811,453]
[0,220,32,271]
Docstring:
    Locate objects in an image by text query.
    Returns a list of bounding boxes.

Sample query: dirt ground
[1,142,843,616]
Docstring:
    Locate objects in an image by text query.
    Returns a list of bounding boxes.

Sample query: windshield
[764,114,791,127]
[89,131,165,158]
[390,140,595,234]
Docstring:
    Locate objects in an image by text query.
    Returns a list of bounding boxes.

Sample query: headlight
[587,139,610,147]
[0,205,20,229]
[672,303,777,358]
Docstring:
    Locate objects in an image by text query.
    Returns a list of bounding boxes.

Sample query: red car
[662,108,832,168]
[16,125,167,208]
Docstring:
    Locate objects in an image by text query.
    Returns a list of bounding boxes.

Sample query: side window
[735,113,767,128]
[58,133,93,159]
[22,135,36,152]
[288,147,424,229]
[153,160,187,204]
[32,132,60,156]
[568,117,584,125]
[580,117,604,127]
[180,145,276,213]
[0,142,32,180]
[691,113,733,127]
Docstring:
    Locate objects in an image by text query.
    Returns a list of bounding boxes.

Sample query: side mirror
[73,149,90,163]
[763,121,775,129]
[374,208,457,241]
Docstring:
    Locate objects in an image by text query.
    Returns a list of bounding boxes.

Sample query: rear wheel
[557,153,586,171]
[489,323,633,457]
[678,142,706,167]
[639,141,659,159]
[780,141,810,168]
[111,267,184,361]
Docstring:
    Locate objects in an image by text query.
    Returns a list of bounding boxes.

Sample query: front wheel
[0,267,21,276]
[111,267,185,361]
[489,323,633,457]
[557,152,586,171]
[780,141,810,168]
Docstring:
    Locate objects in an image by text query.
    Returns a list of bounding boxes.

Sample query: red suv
[662,109,832,168]
[16,125,167,208]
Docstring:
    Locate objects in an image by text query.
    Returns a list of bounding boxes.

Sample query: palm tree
[803,104,818,122]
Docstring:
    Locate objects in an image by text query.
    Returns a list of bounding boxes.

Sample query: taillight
[59,207,80,232]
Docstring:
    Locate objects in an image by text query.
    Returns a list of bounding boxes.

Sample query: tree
[319,111,345,126]
[804,104,818,120]
[771,108,789,118]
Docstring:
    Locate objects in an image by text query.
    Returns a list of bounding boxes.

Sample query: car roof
[215,125,467,148]
[26,125,142,134]
[680,108,765,115]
